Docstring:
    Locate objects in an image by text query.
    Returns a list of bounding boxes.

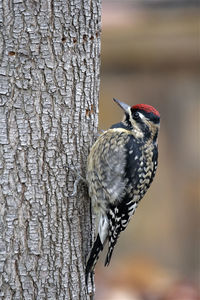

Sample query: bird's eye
[133,112,139,119]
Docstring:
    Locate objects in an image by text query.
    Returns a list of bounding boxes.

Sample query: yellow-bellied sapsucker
[86,98,160,282]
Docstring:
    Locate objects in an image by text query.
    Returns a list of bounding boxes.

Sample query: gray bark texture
[0,0,101,299]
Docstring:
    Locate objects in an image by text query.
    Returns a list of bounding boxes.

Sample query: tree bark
[0,0,101,299]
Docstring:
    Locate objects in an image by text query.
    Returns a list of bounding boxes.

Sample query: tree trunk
[0,0,101,299]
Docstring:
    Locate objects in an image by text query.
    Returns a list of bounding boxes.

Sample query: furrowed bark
[0,0,101,299]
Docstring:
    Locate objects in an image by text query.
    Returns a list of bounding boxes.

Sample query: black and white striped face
[113,98,160,142]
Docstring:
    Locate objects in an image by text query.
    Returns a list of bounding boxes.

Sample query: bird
[85,98,160,283]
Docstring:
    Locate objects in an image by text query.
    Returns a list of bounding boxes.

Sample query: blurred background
[96,0,199,299]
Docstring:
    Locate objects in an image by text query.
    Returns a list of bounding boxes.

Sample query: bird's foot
[70,166,87,196]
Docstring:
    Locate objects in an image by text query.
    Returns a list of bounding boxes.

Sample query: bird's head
[113,98,160,142]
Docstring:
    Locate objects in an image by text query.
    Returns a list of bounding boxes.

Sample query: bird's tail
[85,214,109,284]
[85,234,103,285]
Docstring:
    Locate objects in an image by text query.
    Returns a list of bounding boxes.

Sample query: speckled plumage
[86,99,160,283]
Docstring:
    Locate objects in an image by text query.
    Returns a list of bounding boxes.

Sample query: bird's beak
[113,98,130,114]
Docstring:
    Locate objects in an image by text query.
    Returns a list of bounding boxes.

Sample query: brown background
[95,1,199,299]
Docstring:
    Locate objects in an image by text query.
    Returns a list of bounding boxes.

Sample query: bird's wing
[87,130,137,209]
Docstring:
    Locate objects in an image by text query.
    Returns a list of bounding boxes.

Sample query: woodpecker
[86,98,160,283]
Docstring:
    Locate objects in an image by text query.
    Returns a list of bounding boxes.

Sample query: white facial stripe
[127,108,143,138]
[138,112,145,120]
[123,107,159,141]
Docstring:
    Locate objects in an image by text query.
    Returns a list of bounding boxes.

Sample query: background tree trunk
[0,0,101,299]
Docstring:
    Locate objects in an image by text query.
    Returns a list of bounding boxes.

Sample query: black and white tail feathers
[85,201,138,283]
[85,234,103,285]
[85,208,122,282]
[85,216,119,283]
[85,214,109,284]
[85,225,118,284]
